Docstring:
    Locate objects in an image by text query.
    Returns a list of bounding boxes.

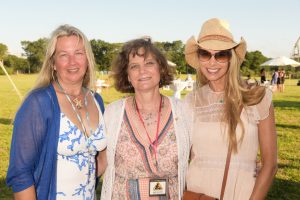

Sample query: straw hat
[185,18,247,69]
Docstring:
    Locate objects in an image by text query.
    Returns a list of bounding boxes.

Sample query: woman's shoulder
[104,98,127,115]
[15,85,55,121]
[258,87,273,107]
[103,98,127,129]
[91,91,105,113]
[253,86,273,104]
[23,85,54,106]
[28,85,51,95]
[246,87,273,121]
[106,98,126,108]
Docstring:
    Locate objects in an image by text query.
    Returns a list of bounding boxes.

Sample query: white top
[56,98,107,200]
[184,84,273,200]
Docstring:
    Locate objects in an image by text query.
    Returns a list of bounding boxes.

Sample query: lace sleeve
[255,88,273,121]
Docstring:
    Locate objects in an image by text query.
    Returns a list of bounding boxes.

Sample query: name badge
[149,178,168,196]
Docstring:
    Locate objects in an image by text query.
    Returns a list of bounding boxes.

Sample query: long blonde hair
[196,49,265,153]
[33,24,96,90]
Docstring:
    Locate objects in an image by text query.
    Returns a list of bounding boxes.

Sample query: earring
[52,67,56,81]
[128,81,133,89]
[159,80,163,87]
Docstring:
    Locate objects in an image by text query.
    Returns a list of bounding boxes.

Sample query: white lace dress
[56,101,106,200]
[184,84,273,200]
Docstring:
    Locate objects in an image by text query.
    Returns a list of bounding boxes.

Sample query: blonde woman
[6,25,107,199]
[184,18,277,200]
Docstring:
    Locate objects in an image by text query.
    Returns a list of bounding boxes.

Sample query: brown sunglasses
[198,49,232,63]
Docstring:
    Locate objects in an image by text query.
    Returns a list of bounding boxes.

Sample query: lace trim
[194,104,225,122]
[193,85,225,122]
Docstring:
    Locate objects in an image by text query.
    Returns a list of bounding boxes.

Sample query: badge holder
[149,178,168,197]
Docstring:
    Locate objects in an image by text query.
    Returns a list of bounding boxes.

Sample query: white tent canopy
[260,56,300,67]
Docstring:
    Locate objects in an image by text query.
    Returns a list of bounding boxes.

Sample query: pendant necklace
[73,97,83,109]
[134,95,162,164]
[55,81,83,109]
[55,79,91,137]
[65,91,83,110]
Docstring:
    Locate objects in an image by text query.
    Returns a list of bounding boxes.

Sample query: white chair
[170,79,187,99]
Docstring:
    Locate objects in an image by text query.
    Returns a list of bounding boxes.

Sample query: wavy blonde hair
[196,49,266,153]
[33,24,96,90]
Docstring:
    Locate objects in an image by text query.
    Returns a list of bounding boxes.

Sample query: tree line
[0,38,272,76]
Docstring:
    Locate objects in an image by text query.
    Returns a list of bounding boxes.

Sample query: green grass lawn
[0,74,299,199]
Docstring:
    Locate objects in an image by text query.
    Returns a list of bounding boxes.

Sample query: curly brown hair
[112,38,174,93]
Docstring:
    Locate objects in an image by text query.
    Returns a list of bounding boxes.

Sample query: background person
[6,24,107,200]
[260,68,266,84]
[271,68,278,85]
[101,38,190,200]
[184,18,277,200]
[277,69,282,91]
[270,68,279,92]
[279,69,285,92]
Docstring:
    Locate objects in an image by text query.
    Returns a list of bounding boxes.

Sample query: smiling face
[198,49,230,90]
[54,35,88,86]
[127,48,161,93]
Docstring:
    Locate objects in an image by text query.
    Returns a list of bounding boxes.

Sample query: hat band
[198,34,233,43]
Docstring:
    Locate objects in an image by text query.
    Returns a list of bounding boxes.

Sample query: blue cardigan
[6,84,104,200]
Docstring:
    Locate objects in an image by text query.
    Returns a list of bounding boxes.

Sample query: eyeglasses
[198,49,232,63]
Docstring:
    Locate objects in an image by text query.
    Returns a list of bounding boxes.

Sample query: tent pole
[0,60,23,100]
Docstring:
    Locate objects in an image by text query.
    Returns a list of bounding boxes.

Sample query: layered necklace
[56,79,92,138]
[56,80,96,184]
[56,81,84,109]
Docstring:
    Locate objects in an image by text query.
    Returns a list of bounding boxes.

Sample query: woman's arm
[7,92,49,197]
[14,186,36,200]
[96,149,107,177]
[250,105,277,200]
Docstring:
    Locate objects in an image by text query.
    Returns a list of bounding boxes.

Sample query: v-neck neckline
[125,96,171,146]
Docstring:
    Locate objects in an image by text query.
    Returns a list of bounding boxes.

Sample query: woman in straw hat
[183,18,277,200]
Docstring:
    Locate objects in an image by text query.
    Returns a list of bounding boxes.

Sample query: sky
[1,0,300,59]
